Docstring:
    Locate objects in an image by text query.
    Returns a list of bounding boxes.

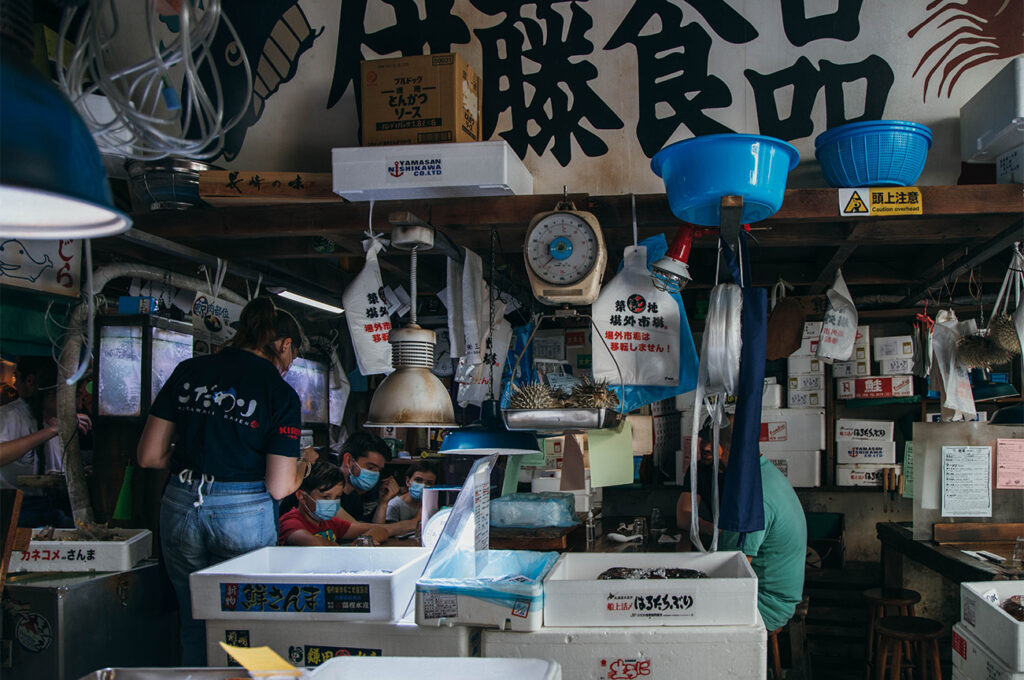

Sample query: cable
[56,0,253,161]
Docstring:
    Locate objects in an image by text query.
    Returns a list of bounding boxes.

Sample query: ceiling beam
[810,243,859,292]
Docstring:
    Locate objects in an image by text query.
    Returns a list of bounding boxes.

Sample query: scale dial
[524,203,607,306]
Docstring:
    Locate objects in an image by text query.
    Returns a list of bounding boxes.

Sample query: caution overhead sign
[838,188,923,217]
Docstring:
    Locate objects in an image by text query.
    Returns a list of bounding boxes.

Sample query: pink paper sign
[996,439,1024,490]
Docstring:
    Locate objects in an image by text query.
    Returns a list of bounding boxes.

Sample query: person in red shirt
[279,461,392,546]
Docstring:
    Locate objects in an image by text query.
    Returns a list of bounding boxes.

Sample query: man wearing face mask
[337,431,400,525]
[279,461,394,545]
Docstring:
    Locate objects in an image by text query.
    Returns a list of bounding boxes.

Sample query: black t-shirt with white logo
[150,347,302,481]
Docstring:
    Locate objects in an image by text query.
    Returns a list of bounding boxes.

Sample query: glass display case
[283,357,329,425]
[96,316,193,418]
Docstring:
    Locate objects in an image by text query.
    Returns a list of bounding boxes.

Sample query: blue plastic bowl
[814,120,932,187]
[651,134,800,227]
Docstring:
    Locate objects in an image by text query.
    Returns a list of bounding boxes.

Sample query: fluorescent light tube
[275,290,344,314]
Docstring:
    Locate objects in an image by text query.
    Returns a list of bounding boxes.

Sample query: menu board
[941,446,992,518]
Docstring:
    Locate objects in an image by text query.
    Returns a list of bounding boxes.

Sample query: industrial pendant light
[365,225,456,428]
[440,227,541,455]
[0,0,130,239]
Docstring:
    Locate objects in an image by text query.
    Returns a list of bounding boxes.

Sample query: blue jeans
[160,474,276,666]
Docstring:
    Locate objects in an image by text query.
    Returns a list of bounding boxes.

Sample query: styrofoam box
[760,408,826,451]
[851,344,870,361]
[998,144,1023,183]
[205,617,475,667]
[790,336,819,357]
[836,419,894,441]
[309,656,561,680]
[190,546,430,622]
[482,617,765,680]
[8,528,152,573]
[837,376,914,400]
[531,473,599,513]
[542,552,757,628]
[960,56,1024,162]
[835,441,896,465]
[788,374,823,391]
[836,464,900,487]
[788,388,825,409]
[833,360,869,377]
[880,357,915,375]
[873,335,914,360]
[788,355,824,375]
[802,321,822,340]
[763,384,783,409]
[855,325,870,348]
[416,581,544,632]
[332,141,533,201]
[766,450,821,487]
[953,622,1024,680]
[961,581,1024,670]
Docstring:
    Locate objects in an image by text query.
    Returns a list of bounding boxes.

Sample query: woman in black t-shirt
[138,296,318,666]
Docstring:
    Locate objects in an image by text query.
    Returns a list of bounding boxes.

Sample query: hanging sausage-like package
[341,234,393,375]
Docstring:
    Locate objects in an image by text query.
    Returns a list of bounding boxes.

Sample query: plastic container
[310,656,561,679]
[814,120,932,187]
[189,546,430,622]
[8,528,152,573]
[953,622,1024,679]
[541,551,757,627]
[961,581,1024,670]
[651,134,799,226]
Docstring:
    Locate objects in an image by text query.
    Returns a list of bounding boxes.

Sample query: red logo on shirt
[251,421,259,429]
[279,426,300,440]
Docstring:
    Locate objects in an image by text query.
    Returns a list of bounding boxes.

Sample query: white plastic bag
[593,246,680,386]
[457,303,512,407]
[445,259,467,359]
[932,310,977,416]
[817,269,858,361]
[462,249,489,366]
[341,235,393,375]
[328,349,351,427]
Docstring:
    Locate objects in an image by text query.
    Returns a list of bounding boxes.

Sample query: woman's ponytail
[230,296,305,362]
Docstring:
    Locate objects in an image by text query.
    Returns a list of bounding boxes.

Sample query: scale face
[524,202,607,306]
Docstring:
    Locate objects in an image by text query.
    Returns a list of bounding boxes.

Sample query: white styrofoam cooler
[835,441,896,465]
[310,656,561,680]
[953,622,1024,680]
[332,141,533,201]
[482,616,766,680]
[759,408,826,452]
[205,617,475,667]
[542,552,757,628]
[766,450,822,487]
[960,56,1024,162]
[833,359,869,377]
[836,464,900,487]
[961,581,1024,670]
[836,419,894,441]
[190,546,429,622]
[8,528,152,572]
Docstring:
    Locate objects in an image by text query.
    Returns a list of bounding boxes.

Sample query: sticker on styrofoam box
[881,357,915,375]
[759,408,826,451]
[788,374,823,391]
[836,419,894,441]
[960,581,1024,671]
[852,345,869,361]
[802,321,822,340]
[788,388,825,409]
[767,450,821,487]
[9,528,153,573]
[791,336,819,357]
[833,360,870,377]
[836,441,896,465]
[788,355,824,376]
[836,464,900,487]
[874,335,914,359]
[952,622,1024,679]
[837,376,914,400]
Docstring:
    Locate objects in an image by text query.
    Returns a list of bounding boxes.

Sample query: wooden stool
[767,595,812,680]
[873,616,943,680]
[863,588,921,679]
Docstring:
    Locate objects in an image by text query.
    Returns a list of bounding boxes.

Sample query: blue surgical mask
[350,465,379,491]
[409,481,425,500]
[310,498,340,521]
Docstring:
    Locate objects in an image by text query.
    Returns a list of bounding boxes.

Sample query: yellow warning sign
[838,187,923,217]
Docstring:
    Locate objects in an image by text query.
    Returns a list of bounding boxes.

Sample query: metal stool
[873,616,943,680]
[863,588,921,679]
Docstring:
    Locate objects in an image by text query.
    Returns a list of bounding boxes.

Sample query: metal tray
[502,408,623,432]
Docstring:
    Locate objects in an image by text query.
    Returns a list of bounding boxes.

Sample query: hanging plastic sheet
[500,321,539,407]
[341,234,393,375]
[933,310,977,417]
[816,269,858,362]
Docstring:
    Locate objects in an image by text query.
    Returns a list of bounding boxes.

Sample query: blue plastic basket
[814,120,932,187]
[651,134,800,227]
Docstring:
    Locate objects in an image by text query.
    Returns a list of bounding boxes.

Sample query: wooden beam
[811,243,859,292]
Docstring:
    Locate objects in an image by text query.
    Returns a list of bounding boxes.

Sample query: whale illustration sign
[0,239,81,297]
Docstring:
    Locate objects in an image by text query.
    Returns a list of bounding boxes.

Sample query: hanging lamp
[0,0,130,239]
[365,225,456,428]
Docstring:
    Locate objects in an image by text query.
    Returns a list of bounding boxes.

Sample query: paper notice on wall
[902,442,914,499]
[996,439,1024,489]
[586,420,634,488]
[941,446,992,517]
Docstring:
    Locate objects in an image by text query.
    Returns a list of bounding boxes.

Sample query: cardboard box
[833,360,870,377]
[361,53,480,146]
[880,357,915,375]
[802,321,822,339]
[837,375,914,400]
[759,408,826,451]
[873,335,914,360]
[835,441,896,465]
[788,355,825,376]
[766,450,821,487]
[835,419,894,441]
[788,374,824,391]
[836,464,900,487]
[788,388,825,409]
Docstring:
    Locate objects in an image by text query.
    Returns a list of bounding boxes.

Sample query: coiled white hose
[704,283,743,396]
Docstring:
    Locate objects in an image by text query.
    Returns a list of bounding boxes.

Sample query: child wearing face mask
[278,461,391,546]
[386,460,438,522]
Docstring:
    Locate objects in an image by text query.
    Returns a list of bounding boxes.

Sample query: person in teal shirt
[719,450,807,632]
